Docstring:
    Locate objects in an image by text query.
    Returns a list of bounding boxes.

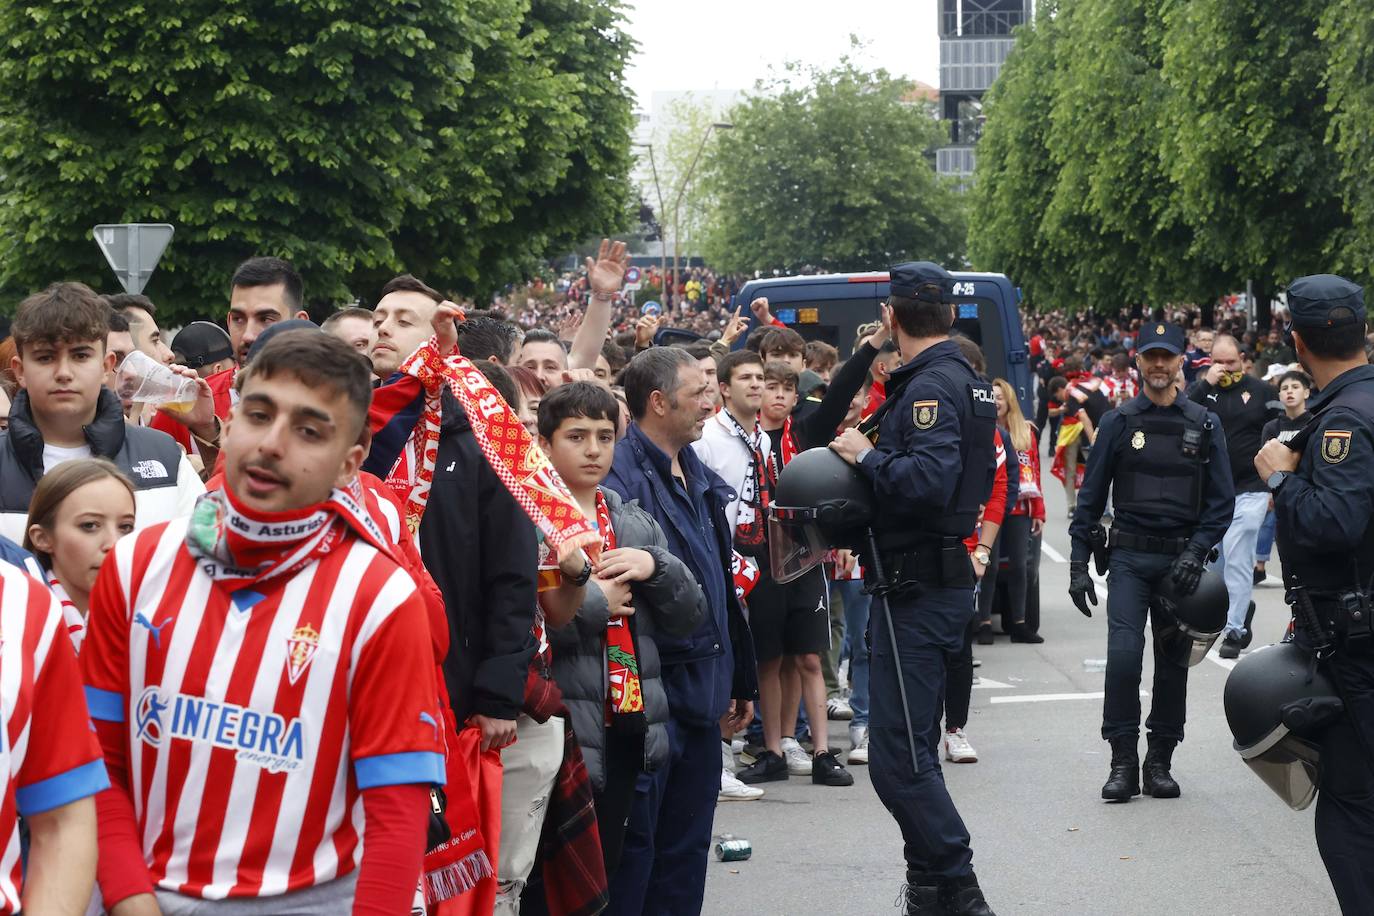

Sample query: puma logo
[134,612,173,649]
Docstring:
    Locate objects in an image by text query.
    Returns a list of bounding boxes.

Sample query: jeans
[1255,508,1277,562]
[1102,549,1189,742]
[494,714,564,916]
[1216,491,1271,639]
[833,578,871,728]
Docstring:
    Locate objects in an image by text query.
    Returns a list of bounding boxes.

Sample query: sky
[622,0,941,111]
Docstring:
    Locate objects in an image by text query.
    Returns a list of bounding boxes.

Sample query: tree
[699,60,966,276]
[0,0,635,322]
[1320,0,1374,288]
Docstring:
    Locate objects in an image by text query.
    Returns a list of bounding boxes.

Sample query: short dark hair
[717,348,763,385]
[805,340,838,370]
[1296,321,1368,361]
[761,327,805,358]
[1048,376,1068,394]
[379,273,443,304]
[106,308,130,334]
[239,330,372,436]
[679,341,713,361]
[537,381,620,439]
[622,346,696,419]
[12,282,109,354]
[744,325,773,354]
[458,316,518,363]
[763,360,798,390]
[521,328,563,349]
[889,292,952,339]
[1278,369,1312,390]
[1111,353,1130,371]
[476,361,520,410]
[601,338,629,373]
[952,333,986,374]
[232,257,304,311]
[106,293,157,319]
[320,306,374,332]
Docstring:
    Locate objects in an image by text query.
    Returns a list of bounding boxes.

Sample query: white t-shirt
[42,443,92,474]
[692,409,773,533]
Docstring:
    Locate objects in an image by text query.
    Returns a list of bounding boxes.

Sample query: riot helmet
[1152,564,1228,667]
[1224,642,1344,810]
[768,447,874,583]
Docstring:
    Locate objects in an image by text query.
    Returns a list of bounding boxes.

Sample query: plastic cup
[115,350,199,410]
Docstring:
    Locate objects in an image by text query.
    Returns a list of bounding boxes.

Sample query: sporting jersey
[0,563,108,914]
[81,518,445,900]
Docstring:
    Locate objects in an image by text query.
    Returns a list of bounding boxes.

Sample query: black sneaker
[737,750,787,784]
[1219,634,1242,659]
[1253,565,1267,586]
[812,750,855,786]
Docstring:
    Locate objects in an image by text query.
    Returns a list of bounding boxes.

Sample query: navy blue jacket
[604,423,758,726]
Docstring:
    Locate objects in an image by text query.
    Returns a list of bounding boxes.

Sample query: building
[937,0,1033,181]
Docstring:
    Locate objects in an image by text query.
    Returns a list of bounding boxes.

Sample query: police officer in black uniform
[1067,322,1234,801]
[830,262,998,916]
[1253,275,1374,913]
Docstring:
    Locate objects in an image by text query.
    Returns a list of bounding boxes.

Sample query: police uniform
[1068,322,1235,800]
[1268,275,1374,913]
[853,262,998,915]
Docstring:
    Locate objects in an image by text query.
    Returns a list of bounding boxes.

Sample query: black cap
[1136,321,1186,355]
[889,261,953,302]
[1286,274,1365,329]
[170,321,233,369]
[245,319,319,364]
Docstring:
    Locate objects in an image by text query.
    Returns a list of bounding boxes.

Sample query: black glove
[1069,560,1097,618]
[1170,543,1208,597]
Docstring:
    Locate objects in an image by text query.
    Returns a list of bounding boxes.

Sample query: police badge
[1322,430,1351,464]
[913,400,938,430]
[1131,430,1145,450]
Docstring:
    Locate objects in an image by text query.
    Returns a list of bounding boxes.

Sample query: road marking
[972,677,1013,690]
[990,690,1147,705]
[1043,543,1065,564]
[1206,650,1237,671]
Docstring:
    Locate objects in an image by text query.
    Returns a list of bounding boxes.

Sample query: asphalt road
[703,479,1339,916]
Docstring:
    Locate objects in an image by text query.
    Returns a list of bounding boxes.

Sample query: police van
[731,270,1033,418]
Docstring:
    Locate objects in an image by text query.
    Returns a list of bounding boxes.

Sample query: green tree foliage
[699,61,966,276]
[0,0,634,322]
[1319,0,1374,287]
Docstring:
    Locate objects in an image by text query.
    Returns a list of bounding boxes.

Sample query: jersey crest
[1322,429,1351,464]
[286,624,321,685]
[913,400,939,430]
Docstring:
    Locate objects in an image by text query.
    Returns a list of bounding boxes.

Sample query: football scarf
[720,410,770,551]
[780,415,799,467]
[46,574,86,654]
[397,336,598,561]
[594,491,645,721]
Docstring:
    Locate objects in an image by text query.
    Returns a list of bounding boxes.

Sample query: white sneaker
[848,728,869,765]
[730,736,745,755]
[781,737,812,775]
[827,696,854,720]
[721,740,736,774]
[719,768,764,801]
[944,728,978,763]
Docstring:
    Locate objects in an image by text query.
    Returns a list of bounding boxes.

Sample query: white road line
[990,690,1147,705]
[1042,543,1066,564]
[971,677,1014,690]
[1206,650,1237,672]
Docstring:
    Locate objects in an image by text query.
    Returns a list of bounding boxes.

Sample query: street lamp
[634,142,668,303]
[671,122,732,309]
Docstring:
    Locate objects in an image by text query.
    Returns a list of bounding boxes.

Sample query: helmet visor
[767,507,826,584]
[1237,728,1322,811]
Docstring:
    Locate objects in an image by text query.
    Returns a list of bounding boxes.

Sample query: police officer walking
[830,262,998,916]
[1253,275,1374,913]
[1067,322,1234,801]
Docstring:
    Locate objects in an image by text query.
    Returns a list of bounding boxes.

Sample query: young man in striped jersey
[83,330,446,915]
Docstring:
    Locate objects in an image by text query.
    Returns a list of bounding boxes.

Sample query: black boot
[1142,736,1181,798]
[900,871,943,916]
[942,873,997,916]
[1101,735,1140,801]
[1241,601,1257,649]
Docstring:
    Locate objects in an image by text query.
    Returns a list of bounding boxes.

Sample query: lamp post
[671,121,732,309]
[634,142,668,304]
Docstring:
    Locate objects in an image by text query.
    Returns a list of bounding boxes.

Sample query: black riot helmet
[1224,642,1344,810]
[768,447,875,583]
[1152,564,1229,667]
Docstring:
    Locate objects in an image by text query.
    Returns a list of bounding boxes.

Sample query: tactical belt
[1108,529,1190,556]
[877,537,975,591]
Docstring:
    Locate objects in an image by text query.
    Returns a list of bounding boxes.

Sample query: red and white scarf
[719,410,771,551]
[593,492,645,722]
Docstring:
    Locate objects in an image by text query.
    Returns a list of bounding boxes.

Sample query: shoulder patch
[1322,429,1352,464]
[913,400,939,430]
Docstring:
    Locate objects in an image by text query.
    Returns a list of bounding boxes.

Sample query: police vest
[1111,397,1212,529]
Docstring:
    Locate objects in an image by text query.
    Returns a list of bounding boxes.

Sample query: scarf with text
[396,336,598,560]
[720,410,771,551]
[594,491,645,721]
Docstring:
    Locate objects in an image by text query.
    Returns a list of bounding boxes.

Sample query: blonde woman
[994,380,1046,642]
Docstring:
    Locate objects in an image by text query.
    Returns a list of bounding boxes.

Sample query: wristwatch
[973,545,992,566]
[1266,470,1289,492]
[572,559,594,587]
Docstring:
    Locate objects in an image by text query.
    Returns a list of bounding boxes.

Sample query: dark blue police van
[731,271,1033,418]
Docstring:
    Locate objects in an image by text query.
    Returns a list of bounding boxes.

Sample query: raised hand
[585,238,630,299]
[721,305,748,346]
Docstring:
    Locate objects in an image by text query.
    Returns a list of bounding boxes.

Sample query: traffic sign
[623,266,643,294]
[93,223,174,295]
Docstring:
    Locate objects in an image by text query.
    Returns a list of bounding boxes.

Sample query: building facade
[937,0,1033,180]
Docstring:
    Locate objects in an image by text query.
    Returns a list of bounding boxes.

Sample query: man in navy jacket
[602,347,757,916]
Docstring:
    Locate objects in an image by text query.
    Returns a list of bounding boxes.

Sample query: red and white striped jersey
[82,518,445,901]
[1102,373,1140,406]
[0,563,108,914]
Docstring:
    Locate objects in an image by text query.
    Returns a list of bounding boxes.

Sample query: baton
[865,529,921,780]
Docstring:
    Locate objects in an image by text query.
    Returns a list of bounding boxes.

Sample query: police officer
[1253,275,1374,913]
[830,261,998,916]
[1067,322,1234,801]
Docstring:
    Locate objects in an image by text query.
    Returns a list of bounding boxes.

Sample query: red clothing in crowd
[965,429,1009,552]
[1009,423,1046,522]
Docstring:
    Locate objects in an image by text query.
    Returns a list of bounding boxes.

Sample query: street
[705,480,1338,915]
